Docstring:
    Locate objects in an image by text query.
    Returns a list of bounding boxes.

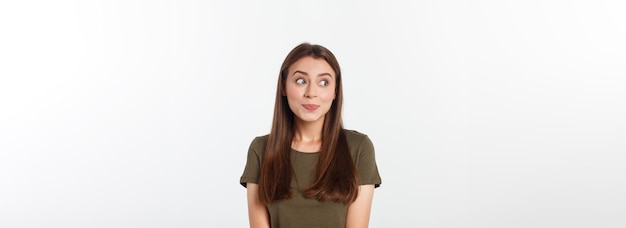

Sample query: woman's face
[284,56,336,124]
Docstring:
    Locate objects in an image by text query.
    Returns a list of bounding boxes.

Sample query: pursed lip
[302,104,319,111]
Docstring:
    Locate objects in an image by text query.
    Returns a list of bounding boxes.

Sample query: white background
[1,0,625,227]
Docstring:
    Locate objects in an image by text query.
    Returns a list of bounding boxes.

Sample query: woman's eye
[296,78,306,84]
[319,80,329,86]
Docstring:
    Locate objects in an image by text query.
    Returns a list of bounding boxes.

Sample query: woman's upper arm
[346,185,376,228]
[246,183,270,228]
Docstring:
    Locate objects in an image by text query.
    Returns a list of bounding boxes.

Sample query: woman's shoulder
[343,129,371,145]
[343,129,376,160]
[252,134,270,142]
[248,134,269,154]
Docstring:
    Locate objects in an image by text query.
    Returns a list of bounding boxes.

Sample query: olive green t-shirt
[240,130,382,228]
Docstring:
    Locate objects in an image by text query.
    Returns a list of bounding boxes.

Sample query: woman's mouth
[303,104,319,111]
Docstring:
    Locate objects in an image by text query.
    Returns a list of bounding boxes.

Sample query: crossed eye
[296,78,330,87]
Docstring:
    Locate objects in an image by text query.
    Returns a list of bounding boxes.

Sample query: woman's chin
[295,114,325,123]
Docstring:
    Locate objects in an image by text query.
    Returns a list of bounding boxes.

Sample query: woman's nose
[304,84,317,98]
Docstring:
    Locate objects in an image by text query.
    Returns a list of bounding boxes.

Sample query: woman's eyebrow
[318,73,333,78]
[292,70,308,76]
[292,70,333,78]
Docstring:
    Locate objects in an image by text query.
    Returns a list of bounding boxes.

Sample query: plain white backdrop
[1,0,625,227]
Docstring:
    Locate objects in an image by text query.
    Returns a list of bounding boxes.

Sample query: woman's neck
[293,117,324,142]
[291,117,324,152]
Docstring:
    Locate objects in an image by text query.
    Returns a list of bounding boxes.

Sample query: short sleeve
[239,136,265,188]
[355,135,382,188]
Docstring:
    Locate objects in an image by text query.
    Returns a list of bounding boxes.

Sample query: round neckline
[291,148,320,154]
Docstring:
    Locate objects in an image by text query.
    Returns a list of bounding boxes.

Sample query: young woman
[240,43,381,228]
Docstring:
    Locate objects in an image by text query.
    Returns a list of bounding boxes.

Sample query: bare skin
[246,183,269,228]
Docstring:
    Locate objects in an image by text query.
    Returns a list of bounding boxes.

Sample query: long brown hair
[258,43,358,204]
